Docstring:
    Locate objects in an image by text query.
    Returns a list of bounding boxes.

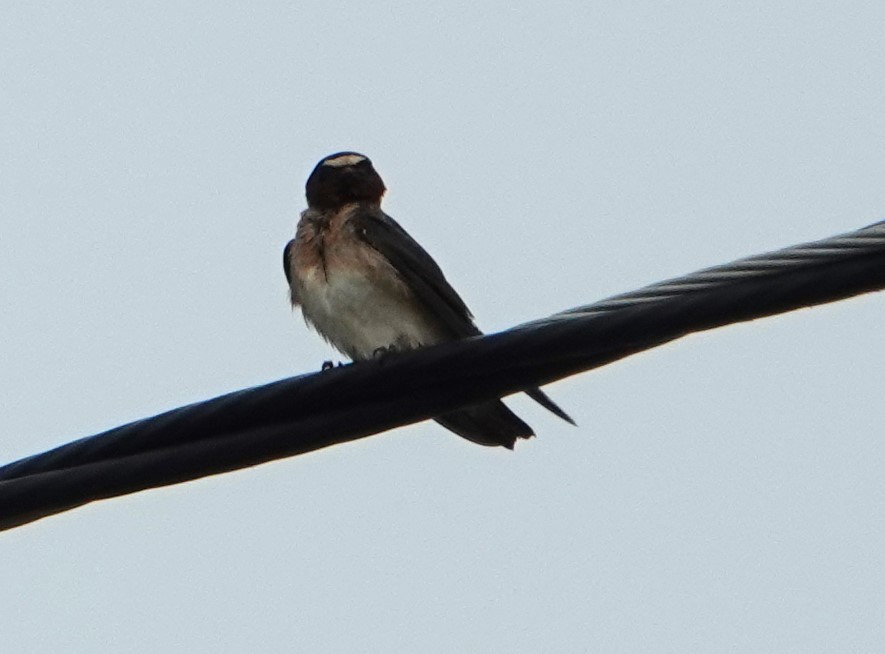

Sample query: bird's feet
[372,345,398,359]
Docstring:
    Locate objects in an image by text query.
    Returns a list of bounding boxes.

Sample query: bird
[283,151,573,448]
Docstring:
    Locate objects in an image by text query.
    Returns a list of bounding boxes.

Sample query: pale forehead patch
[322,153,367,168]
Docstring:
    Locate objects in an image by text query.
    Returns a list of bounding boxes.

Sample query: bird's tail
[525,387,576,425]
[435,400,534,449]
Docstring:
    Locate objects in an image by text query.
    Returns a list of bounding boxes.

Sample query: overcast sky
[2,2,884,652]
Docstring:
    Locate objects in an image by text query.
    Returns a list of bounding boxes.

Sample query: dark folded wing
[353,208,575,427]
[352,209,481,340]
[283,239,294,286]
[283,239,300,306]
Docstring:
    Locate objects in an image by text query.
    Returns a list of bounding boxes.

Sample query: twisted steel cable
[1,220,883,531]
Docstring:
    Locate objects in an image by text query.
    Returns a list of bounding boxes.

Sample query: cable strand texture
[1,221,882,530]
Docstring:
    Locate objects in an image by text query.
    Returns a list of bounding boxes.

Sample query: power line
[1,220,883,531]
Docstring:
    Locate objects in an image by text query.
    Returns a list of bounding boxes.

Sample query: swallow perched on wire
[284,152,573,448]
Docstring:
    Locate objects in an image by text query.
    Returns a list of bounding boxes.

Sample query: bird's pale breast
[289,208,447,360]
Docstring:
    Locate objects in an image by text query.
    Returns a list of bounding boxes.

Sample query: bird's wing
[283,239,300,306]
[283,239,294,285]
[352,209,481,340]
[353,208,575,427]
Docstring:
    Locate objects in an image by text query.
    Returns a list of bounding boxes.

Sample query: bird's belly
[297,269,444,360]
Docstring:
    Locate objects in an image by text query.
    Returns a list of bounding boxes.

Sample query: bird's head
[305,152,386,211]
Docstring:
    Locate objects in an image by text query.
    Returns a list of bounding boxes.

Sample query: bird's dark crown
[305,151,386,211]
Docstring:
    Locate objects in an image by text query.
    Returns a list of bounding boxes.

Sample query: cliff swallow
[284,152,573,448]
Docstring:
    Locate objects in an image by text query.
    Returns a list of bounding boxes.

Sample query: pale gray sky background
[2,2,884,652]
